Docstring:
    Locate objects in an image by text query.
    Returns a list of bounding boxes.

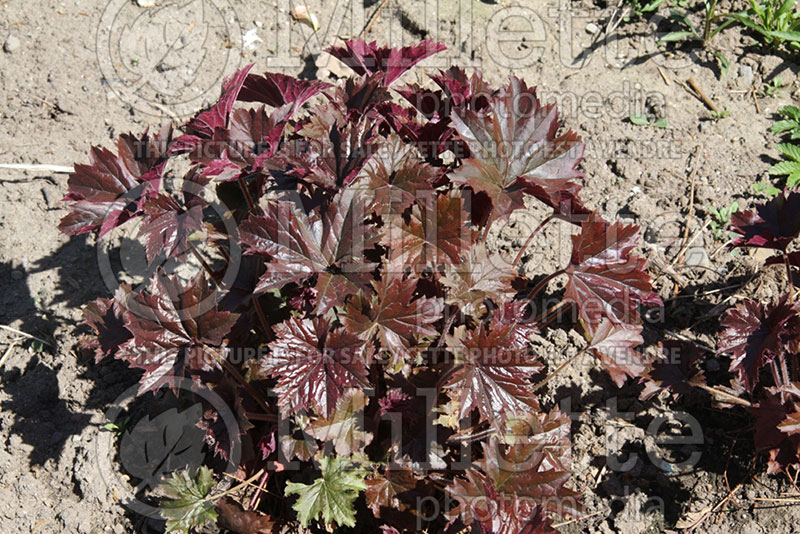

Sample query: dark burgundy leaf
[585,318,647,387]
[326,39,446,86]
[263,316,369,418]
[440,243,517,317]
[450,77,583,222]
[364,466,419,517]
[172,64,254,151]
[564,215,660,332]
[383,190,475,270]
[238,71,330,114]
[639,340,705,400]
[342,273,443,374]
[60,132,168,236]
[117,274,238,394]
[81,290,132,362]
[239,188,378,311]
[719,297,799,392]
[730,191,800,252]
[139,194,205,262]
[443,305,542,430]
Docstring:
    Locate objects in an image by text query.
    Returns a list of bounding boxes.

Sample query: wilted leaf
[307,389,373,456]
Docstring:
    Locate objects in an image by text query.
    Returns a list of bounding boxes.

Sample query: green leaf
[769,30,800,42]
[777,143,800,162]
[629,113,650,126]
[779,105,800,122]
[753,180,781,196]
[771,120,799,135]
[285,456,367,529]
[159,467,218,534]
[714,52,729,77]
[642,0,667,12]
[654,117,669,128]
[769,161,800,176]
[788,169,800,188]
[658,30,696,44]
[669,8,698,34]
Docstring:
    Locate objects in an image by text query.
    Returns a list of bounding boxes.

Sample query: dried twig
[657,66,671,86]
[0,163,73,174]
[0,324,53,347]
[687,77,719,112]
[359,0,391,37]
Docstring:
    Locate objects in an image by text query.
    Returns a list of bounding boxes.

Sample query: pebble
[585,22,599,35]
[136,0,156,6]
[3,35,20,54]
[738,64,753,87]
[10,270,23,281]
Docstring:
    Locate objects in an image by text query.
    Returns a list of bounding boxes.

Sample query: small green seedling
[101,415,131,435]
[710,109,731,120]
[708,201,739,240]
[629,113,668,128]
[728,0,800,51]
[760,76,785,97]
[754,179,781,196]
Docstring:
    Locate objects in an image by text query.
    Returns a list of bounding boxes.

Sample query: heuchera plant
[711,192,800,475]
[61,40,659,533]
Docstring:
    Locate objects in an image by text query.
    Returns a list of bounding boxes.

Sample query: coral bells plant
[711,192,800,475]
[60,40,658,533]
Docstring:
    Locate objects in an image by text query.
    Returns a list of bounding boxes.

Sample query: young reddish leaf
[364,466,419,517]
[450,77,583,222]
[307,389,373,456]
[441,243,517,317]
[585,318,647,387]
[341,274,443,374]
[239,189,378,311]
[446,468,557,534]
[263,316,369,418]
[719,297,799,392]
[117,274,238,394]
[639,340,706,400]
[59,132,168,237]
[383,190,474,270]
[443,306,543,430]
[731,191,800,252]
[81,292,132,362]
[139,194,205,262]
[564,215,659,332]
[238,71,330,115]
[172,64,254,152]
[352,135,438,214]
[194,104,291,179]
[325,39,446,86]
[283,118,376,190]
[751,392,800,473]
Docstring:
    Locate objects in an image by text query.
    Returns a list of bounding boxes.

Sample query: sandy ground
[1,0,800,532]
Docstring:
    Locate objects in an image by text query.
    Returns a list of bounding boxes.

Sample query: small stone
[738,64,753,87]
[585,22,599,35]
[136,0,156,7]
[10,270,23,281]
[3,35,20,53]
[684,246,710,269]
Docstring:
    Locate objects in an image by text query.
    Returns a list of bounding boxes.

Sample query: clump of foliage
[711,192,800,475]
[728,0,800,51]
[60,40,659,533]
[771,105,800,140]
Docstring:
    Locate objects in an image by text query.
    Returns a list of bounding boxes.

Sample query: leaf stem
[785,254,795,304]
[209,469,266,501]
[252,297,274,341]
[513,215,553,268]
[205,346,273,416]
[237,173,259,214]
[188,241,221,285]
[535,300,572,330]
[695,383,753,407]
